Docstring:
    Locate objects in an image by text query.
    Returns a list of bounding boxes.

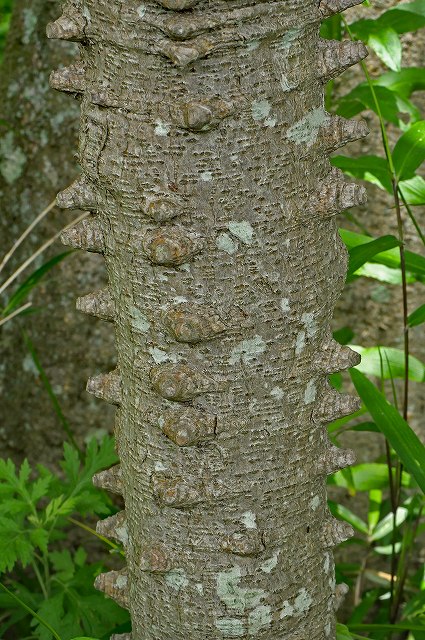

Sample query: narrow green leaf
[393,121,425,180]
[350,369,425,495]
[2,251,73,317]
[337,84,420,127]
[350,623,425,633]
[340,229,425,280]
[370,507,409,541]
[350,345,425,382]
[329,463,410,491]
[329,500,369,535]
[409,304,425,327]
[347,236,400,277]
[368,489,382,531]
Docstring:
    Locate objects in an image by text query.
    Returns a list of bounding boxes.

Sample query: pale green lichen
[137,4,147,17]
[260,550,280,574]
[302,312,318,338]
[304,379,317,404]
[241,511,257,529]
[228,221,254,245]
[154,120,170,136]
[295,331,306,355]
[216,566,266,614]
[286,108,329,147]
[251,100,271,121]
[229,336,266,365]
[200,170,213,181]
[22,9,38,45]
[280,588,313,619]
[280,298,290,313]
[248,605,272,634]
[275,27,302,51]
[148,347,178,364]
[216,233,238,255]
[129,306,150,332]
[165,569,189,592]
[215,618,245,637]
[270,386,284,400]
[310,495,320,511]
[0,132,27,184]
[116,574,128,589]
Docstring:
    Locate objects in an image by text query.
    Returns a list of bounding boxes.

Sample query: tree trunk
[0,0,115,463]
[50,0,368,637]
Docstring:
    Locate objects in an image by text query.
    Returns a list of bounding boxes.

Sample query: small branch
[0,302,32,327]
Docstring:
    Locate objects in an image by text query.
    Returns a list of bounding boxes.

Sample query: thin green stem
[0,583,62,640]
[30,561,48,600]
[398,187,425,248]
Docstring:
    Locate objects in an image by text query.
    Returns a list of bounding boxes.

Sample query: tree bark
[50,0,369,637]
[0,0,115,463]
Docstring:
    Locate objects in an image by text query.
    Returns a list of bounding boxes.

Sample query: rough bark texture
[0,0,115,463]
[51,0,369,637]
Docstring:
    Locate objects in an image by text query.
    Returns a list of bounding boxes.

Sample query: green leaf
[409,304,425,328]
[329,463,411,492]
[331,155,392,192]
[393,121,425,180]
[377,1,425,34]
[368,26,402,71]
[376,67,425,99]
[340,229,425,281]
[0,517,34,572]
[368,489,382,531]
[329,500,369,535]
[351,369,425,495]
[399,175,425,205]
[347,236,400,278]
[337,623,355,639]
[349,345,425,382]
[2,251,73,317]
[370,507,409,540]
[337,84,421,127]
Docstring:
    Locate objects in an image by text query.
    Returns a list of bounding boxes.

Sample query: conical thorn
[94,569,129,609]
[61,217,104,253]
[46,13,86,41]
[96,511,128,546]
[334,583,349,611]
[50,62,86,94]
[57,177,98,211]
[87,370,122,406]
[93,465,123,495]
[318,445,356,475]
[76,289,115,322]
[322,519,354,547]
[322,116,369,152]
[320,0,365,19]
[314,338,361,373]
[314,387,361,423]
[319,40,368,82]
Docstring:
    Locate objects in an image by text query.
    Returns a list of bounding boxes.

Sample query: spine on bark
[50,0,367,637]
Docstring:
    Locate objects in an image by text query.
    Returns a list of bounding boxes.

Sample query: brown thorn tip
[92,465,123,495]
[320,0,365,19]
[76,289,115,322]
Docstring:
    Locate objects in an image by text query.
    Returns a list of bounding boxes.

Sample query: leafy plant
[0,437,130,640]
[322,2,425,638]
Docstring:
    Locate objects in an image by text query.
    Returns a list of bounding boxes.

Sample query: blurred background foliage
[0,0,13,61]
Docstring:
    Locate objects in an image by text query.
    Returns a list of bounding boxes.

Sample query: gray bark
[50,0,368,637]
[0,0,115,463]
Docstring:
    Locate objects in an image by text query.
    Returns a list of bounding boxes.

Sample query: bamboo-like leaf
[408,303,425,327]
[347,236,400,278]
[350,345,425,381]
[393,121,425,180]
[2,251,73,317]
[350,369,425,494]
